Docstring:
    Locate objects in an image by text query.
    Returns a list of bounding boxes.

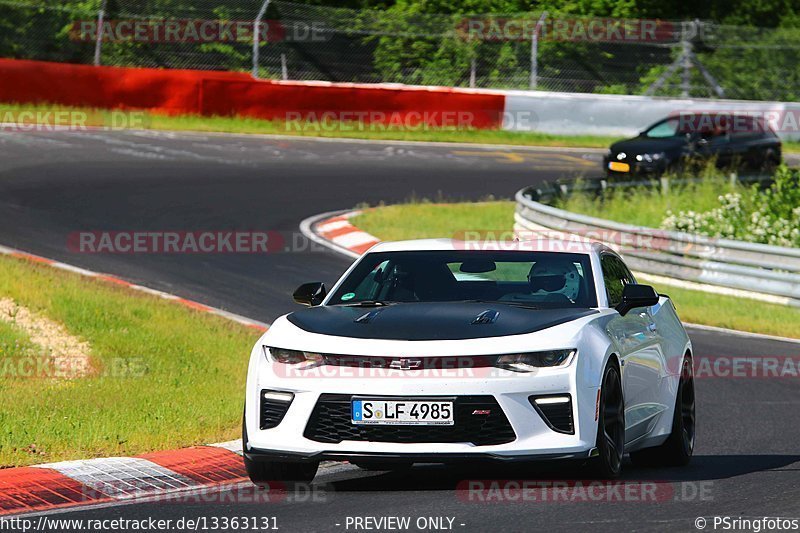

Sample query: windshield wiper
[343,300,392,307]
[501,302,542,310]
[465,299,541,310]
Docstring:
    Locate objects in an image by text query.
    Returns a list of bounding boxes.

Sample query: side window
[601,255,634,307]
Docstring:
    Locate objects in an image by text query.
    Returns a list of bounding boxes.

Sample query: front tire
[244,456,319,485]
[630,355,695,467]
[590,362,625,479]
[242,412,319,485]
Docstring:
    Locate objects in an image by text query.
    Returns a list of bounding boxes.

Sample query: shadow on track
[320,454,800,492]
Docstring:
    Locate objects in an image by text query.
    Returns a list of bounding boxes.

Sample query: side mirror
[293,282,326,306]
[616,284,659,316]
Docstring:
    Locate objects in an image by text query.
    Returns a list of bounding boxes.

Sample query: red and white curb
[0,244,268,332]
[0,443,248,515]
[0,244,273,516]
[299,210,380,260]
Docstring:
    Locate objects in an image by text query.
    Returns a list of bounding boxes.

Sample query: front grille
[529,395,574,434]
[304,394,516,446]
[322,355,497,370]
[260,391,293,430]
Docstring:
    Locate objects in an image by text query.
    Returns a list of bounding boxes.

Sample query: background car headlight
[635,152,665,163]
[264,346,324,369]
[495,350,576,372]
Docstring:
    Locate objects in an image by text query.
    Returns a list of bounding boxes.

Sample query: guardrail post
[660,176,670,195]
[729,171,738,187]
[92,0,107,67]
[252,0,272,78]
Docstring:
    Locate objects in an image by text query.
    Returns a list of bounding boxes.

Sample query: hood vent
[354,309,383,324]
[471,310,499,325]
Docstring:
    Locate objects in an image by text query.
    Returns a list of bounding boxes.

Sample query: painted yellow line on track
[451,150,527,163]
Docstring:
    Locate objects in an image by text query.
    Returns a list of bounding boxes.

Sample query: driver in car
[501,258,582,304]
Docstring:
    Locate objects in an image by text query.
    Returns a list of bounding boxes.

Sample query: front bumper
[603,155,668,177]
[244,447,597,464]
[244,368,599,462]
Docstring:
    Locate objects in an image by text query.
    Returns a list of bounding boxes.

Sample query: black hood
[286,302,597,341]
[610,135,687,156]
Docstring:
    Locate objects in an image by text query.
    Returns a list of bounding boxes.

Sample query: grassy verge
[352,202,800,339]
[557,171,743,228]
[1,102,615,148]
[0,254,258,467]
[5,102,800,153]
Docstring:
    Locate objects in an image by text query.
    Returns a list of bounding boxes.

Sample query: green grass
[785,140,800,153]
[0,102,615,148]
[0,320,36,361]
[352,202,800,339]
[4,102,800,153]
[556,172,744,228]
[0,254,259,467]
[354,201,515,241]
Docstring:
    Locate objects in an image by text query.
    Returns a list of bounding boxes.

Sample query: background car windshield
[328,251,597,308]
[644,118,681,138]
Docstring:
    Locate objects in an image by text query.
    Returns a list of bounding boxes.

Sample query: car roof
[366,238,608,255]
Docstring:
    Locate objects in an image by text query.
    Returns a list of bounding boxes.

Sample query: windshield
[328,250,597,308]
[643,117,682,138]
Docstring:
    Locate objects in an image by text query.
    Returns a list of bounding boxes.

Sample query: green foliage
[661,167,800,247]
[1,0,798,98]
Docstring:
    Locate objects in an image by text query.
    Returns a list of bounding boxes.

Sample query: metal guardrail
[514,176,800,307]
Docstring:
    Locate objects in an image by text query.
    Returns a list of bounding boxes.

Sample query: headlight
[264,346,324,369]
[635,152,665,163]
[495,349,576,372]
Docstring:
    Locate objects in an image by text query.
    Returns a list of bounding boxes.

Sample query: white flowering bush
[661,167,800,247]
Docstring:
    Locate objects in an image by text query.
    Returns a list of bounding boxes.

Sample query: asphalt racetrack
[2,130,799,532]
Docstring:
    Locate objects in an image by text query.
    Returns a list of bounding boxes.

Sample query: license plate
[351,399,454,426]
[608,161,630,172]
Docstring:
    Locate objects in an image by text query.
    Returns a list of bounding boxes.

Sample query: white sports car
[243,239,695,481]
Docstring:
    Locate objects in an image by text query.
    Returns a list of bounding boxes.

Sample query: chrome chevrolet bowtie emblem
[390,358,423,370]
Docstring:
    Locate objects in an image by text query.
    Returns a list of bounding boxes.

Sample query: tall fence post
[93,0,107,67]
[680,21,693,98]
[252,0,271,78]
[529,11,547,90]
[469,57,476,88]
[281,53,288,80]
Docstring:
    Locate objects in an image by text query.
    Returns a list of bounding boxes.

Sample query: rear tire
[630,355,695,468]
[589,362,625,479]
[242,411,319,485]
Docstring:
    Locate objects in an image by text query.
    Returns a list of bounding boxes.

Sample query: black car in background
[604,113,782,177]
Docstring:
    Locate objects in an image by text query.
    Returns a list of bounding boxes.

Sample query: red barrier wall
[0,59,505,128]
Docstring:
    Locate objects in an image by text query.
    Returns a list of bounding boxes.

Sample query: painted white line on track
[684,323,800,345]
[49,126,611,154]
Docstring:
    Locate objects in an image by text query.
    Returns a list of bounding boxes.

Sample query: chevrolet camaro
[243,239,696,481]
